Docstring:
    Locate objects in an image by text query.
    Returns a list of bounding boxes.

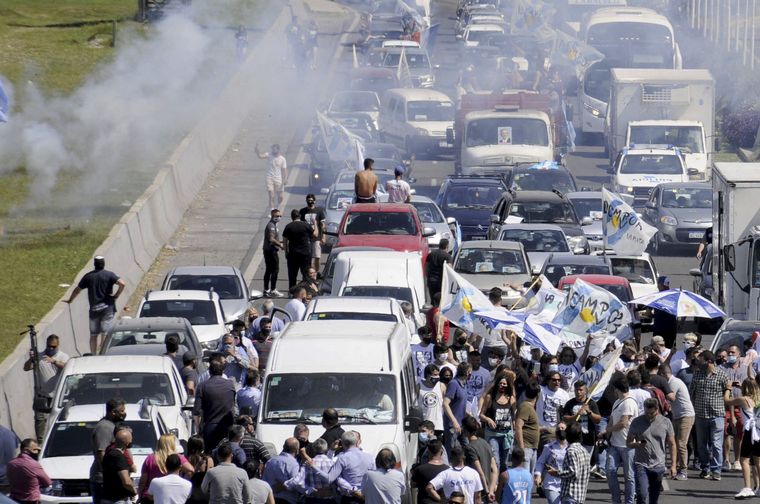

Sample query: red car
[328,203,435,264]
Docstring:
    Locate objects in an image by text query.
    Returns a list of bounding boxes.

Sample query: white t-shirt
[411,343,435,382]
[429,466,483,504]
[267,154,287,182]
[536,386,570,429]
[609,396,638,448]
[284,298,306,322]
[668,375,695,420]
[558,362,581,391]
[385,179,411,203]
[148,473,192,504]
[419,381,445,430]
[629,388,652,416]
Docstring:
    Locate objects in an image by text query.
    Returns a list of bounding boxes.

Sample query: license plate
[439,140,449,148]
[689,231,703,239]
[471,236,485,240]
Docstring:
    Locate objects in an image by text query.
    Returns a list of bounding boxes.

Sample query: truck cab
[612,146,690,206]
[626,120,708,179]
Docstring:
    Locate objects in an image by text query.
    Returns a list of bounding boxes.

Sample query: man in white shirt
[537,371,571,446]
[256,143,288,210]
[284,285,307,322]
[659,364,695,481]
[411,328,436,382]
[148,454,191,504]
[385,166,412,203]
[602,378,637,504]
[426,447,483,504]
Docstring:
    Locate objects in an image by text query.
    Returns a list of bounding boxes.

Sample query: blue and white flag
[552,278,632,339]
[602,188,658,256]
[510,0,556,42]
[0,78,9,123]
[316,111,365,169]
[579,345,624,400]
[550,30,604,70]
[518,275,565,320]
[512,315,563,355]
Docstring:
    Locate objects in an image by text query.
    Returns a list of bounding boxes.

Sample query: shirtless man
[354,158,378,203]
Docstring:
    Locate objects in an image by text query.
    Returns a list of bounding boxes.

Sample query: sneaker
[591,468,607,480]
[734,461,743,471]
[699,470,710,479]
[711,473,722,481]
[675,471,688,481]
[263,290,272,298]
[269,289,285,298]
[724,461,732,472]
[736,487,755,499]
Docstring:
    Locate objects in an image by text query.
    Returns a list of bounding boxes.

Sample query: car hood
[408,121,454,134]
[462,144,552,166]
[336,234,427,254]
[457,272,531,292]
[221,299,248,322]
[553,223,583,237]
[442,207,493,227]
[663,207,712,224]
[193,324,225,344]
[527,251,573,271]
[581,220,603,237]
[41,455,148,481]
[617,174,687,187]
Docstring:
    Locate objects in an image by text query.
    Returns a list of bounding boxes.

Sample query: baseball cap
[394,165,405,176]
[182,352,197,364]
[657,276,670,287]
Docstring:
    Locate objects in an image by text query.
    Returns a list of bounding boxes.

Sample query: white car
[39,403,176,504]
[137,289,228,350]
[460,23,505,47]
[593,250,659,299]
[47,355,193,444]
[612,146,690,206]
[303,296,417,341]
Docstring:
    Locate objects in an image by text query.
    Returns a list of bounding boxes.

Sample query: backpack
[643,383,671,416]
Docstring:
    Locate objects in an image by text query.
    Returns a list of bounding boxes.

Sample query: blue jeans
[635,464,665,504]
[606,445,635,504]
[694,416,724,474]
[561,498,582,504]
[486,429,513,472]
[544,488,561,504]
[596,417,608,473]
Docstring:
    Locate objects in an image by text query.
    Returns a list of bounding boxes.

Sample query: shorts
[89,308,115,335]
[266,178,283,192]
[311,241,322,259]
[740,429,760,458]
[726,407,745,437]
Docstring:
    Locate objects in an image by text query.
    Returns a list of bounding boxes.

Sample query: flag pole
[510,275,541,311]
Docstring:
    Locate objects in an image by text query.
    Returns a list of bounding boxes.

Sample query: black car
[504,163,578,193]
[306,133,341,190]
[539,253,612,286]
[434,175,508,241]
[487,189,591,253]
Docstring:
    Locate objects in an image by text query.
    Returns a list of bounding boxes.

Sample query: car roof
[465,109,550,121]
[723,318,760,331]
[565,191,602,199]
[445,176,505,186]
[624,147,681,156]
[345,203,416,213]
[466,23,504,31]
[593,250,652,260]
[559,274,631,286]
[144,289,220,301]
[110,317,190,331]
[546,254,608,265]
[385,88,452,101]
[498,223,564,232]
[459,240,523,251]
[330,246,394,255]
[410,195,436,204]
[307,296,400,313]
[510,190,567,202]
[166,266,240,276]
[61,355,178,375]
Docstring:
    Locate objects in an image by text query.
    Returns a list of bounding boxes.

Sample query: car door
[642,187,659,225]
[488,198,506,239]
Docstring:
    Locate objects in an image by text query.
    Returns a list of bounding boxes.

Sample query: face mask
[436,355,447,364]
[683,342,694,351]
[273,217,281,223]
[126,442,133,449]
[489,358,501,368]
[45,347,57,356]
[430,376,440,385]
[548,364,559,372]
[555,429,567,442]
[440,375,452,385]
[261,328,271,337]
[716,358,726,366]
[621,354,633,363]
[28,451,40,460]
[728,355,738,364]
[457,337,467,345]
[418,432,431,443]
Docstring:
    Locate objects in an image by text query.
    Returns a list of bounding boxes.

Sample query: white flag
[552,278,632,340]
[316,111,366,166]
[579,345,624,400]
[602,188,658,256]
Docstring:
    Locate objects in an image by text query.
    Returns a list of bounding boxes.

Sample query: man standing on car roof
[355,159,378,203]
[64,256,126,354]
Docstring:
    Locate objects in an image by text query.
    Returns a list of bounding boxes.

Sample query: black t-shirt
[647,374,672,395]
[653,309,677,336]
[78,269,119,312]
[300,206,326,240]
[426,249,453,280]
[263,220,280,252]
[283,221,314,256]
[193,375,236,426]
[319,424,345,450]
[562,398,600,446]
[411,463,449,504]
[102,447,133,500]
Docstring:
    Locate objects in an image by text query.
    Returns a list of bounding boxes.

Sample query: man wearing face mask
[434,344,457,377]
[449,329,474,365]
[102,429,138,504]
[90,398,127,504]
[219,333,251,385]
[562,381,601,462]
[615,342,638,372]
[412,328,436,383]
[7,438,51,504]
[300,194,326,271]
[668,333,699,376]
[724,344,749,472]
[466,351,491,418]
[537,371,571,449]
[263,209,285,298]
[23,334,69,442]
[689,350,730,480]
[443,363,472,453]
[421,365,446,438]
[676,346,702,388]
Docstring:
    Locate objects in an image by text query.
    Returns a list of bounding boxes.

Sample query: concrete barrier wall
[0,8,291,438]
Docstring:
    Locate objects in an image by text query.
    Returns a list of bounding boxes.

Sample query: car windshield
[660,187,711,208]
[583,62,610,102]
[620,154,684,175]
[166,275,242,300]
[328,190,355,210]
[263,373,397,423]
[365,145,400,160]
[596,283,631,302]
[383,52,430,69]
[307,312,398,322]
[500,229,570,252]
[629,125,704,154]
[587,22,674,68]
[343,211,417,235]
[609,258,656,284]
[58,373,175,407]
[544,263,610,286]
[465,29,503,43]
[508,201,579,224]
[350,75,398,93]
[335,116,375,132]
[44,420,158,458]
[411,202,444,223]
[407,101,455,122]
[342,286,413,304]
[443,185,502,209]
[569,198,602,219]
[104,329,192,351]
[455,248,526,274]
[330,93,379,112]
[465,118,549,147]
[139,300,218,326]
[512,170,576,193]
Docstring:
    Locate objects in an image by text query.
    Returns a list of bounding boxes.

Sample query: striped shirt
[689,367,730,419]
[558,443,590,503]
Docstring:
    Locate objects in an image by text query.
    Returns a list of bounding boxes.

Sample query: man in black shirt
[426,239,453,300]
[101,429,137,503]
[319,408,345,452]
[411,439,449,504]
[643,355,675,401]
[282,209,315,288]
[561,380,601,455]
[300,194,327,271]
[194,355,236,449]
[65,256,125,354]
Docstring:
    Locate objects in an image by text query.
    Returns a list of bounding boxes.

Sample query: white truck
[712,163,760,319]
[605,69,715,180]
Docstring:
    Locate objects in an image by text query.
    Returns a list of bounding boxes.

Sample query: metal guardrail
[688,0,758,69]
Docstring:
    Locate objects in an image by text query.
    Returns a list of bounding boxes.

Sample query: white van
[304,296,417,341]
[331,250,427,328]
[379,88,455,156]
[256,321,422,497]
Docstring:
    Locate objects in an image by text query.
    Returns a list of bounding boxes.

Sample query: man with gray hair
[263,438,301,504]
[213,425,247,468]
[362,449,406,504]
[308,431,376,503]
[284,438,335,503]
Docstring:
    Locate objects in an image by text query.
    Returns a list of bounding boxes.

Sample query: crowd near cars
[13,0,760,504]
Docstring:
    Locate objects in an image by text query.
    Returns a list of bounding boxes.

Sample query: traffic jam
[11,0,760,504]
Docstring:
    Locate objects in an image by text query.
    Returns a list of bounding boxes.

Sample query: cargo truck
[712,163,760,319]
[605,69,715,179]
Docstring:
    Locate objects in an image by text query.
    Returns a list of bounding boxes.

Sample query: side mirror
[422,226,436,237]
[489,214,500,224]
[689,268,703,277]
[645,201,656,209]
[455,34,463,40]
[404,405,423,432]
[182,396,195,412]
[325,222,339,236]
[320,187,330,194]
[724,245,736,272]
[687,168,699,176]
[446,127,455,145]
[573,247,586,255]
[446,217,457,226]
[249,290,264,301]
[531,264,541,275]
[581,216,593,226]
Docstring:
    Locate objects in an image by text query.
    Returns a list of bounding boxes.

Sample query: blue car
[434,175,508,241]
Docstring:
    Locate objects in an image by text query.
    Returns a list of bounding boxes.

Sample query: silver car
[640,182,712,254]
[497,223,575,273]
[453,240,531,306]
[410,195,461,255]
[565,191,635,252]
